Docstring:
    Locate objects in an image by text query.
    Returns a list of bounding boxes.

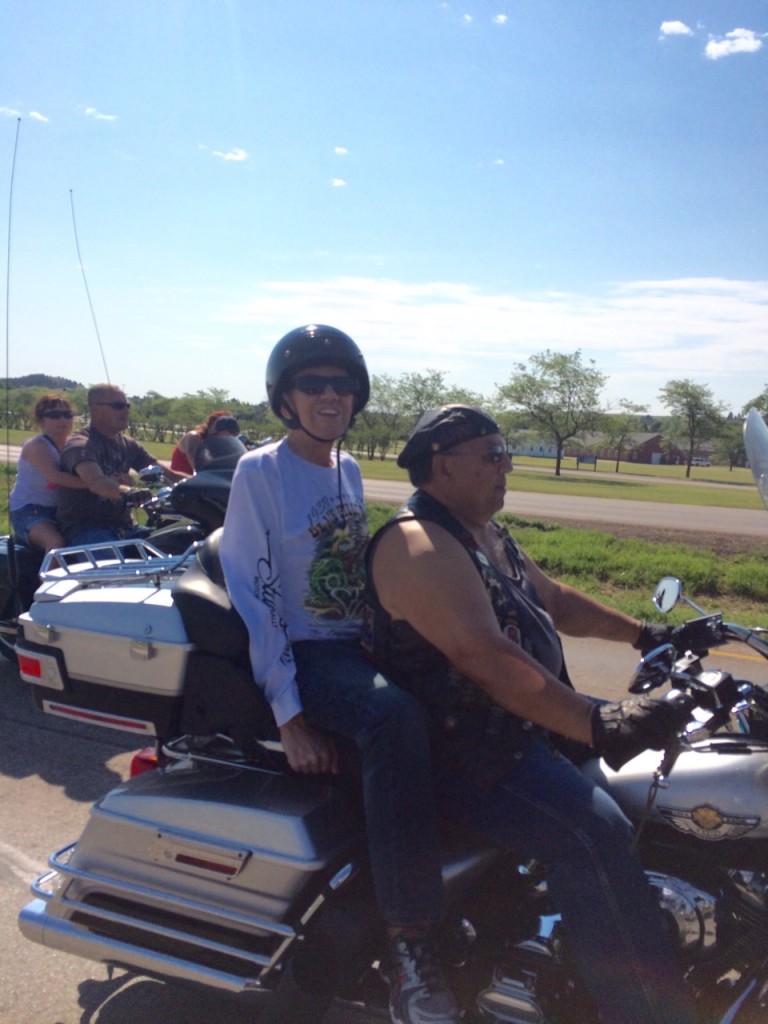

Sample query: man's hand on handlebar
[122,487,153,508]
[591,693,696,771]
[634,622,686,656]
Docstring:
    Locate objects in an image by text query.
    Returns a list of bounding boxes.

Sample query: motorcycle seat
[171,527,250,662]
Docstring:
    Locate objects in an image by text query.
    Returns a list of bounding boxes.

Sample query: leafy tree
[397,369,455,425]
[742,386,768,418]
[658,379,725,478]
[357,370,481,461]
[496,350,606,475]
[601,400,648,472]
[715,415,747,470]
[443,384,485,408]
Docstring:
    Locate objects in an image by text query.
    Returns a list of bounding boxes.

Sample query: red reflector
[18,654,42,678]
[175,853,238,876]
[130,746,159,777]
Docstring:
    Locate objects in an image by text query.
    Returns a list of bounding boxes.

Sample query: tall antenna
[4,117,21,496]
[70,189,110,382]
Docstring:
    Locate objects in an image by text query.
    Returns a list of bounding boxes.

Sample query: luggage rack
[38,538,198,586]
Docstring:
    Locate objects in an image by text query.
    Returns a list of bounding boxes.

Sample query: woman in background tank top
[10,394,86,552]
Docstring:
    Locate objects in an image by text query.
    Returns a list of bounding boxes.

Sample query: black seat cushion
[171,528,250,662]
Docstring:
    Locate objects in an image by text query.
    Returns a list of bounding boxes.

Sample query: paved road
[363,479,768,537]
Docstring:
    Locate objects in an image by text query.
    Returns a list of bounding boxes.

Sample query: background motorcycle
[14,410,768,1023]
[0,433,245,658]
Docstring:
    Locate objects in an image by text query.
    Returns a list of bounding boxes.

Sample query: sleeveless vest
[363,490,577,785]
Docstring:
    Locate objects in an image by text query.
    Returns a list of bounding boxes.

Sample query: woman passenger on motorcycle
[221,326,457,1024]
[9,394,87,553]
[170,409,231,474]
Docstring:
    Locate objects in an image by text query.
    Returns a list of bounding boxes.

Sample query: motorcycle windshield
[193,435,247,472]
[744,408,768,514]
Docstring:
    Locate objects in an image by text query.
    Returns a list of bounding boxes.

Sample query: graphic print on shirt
[253,529,292,666]
[304,494,368,624]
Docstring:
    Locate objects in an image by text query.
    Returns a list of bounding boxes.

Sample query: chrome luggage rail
[38,539,198,586]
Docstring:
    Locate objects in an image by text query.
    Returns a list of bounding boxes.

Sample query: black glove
[633,621,680,656]
[591,694,693,771]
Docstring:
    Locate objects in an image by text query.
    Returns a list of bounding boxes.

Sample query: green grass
[355,456,764,509]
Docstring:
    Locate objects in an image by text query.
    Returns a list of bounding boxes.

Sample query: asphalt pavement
[363,478,768,537]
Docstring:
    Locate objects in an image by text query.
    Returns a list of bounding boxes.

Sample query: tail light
[130,746,160,777]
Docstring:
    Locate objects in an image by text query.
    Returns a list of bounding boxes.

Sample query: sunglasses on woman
[291,375,361,397]
[42,410,74,420]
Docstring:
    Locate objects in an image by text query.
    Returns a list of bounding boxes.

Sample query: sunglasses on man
[291,375,361,397]
[93,401,131,410]
[42,410,74,420]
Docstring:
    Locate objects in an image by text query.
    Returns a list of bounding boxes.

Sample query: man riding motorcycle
[364,404,696,1024]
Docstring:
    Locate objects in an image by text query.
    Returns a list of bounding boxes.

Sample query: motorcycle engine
[647,872,717,958]
[473,874,721,1024]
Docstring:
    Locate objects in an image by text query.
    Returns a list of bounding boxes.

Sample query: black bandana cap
[397,405,501,469]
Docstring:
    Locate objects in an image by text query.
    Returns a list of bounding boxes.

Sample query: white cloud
[493,15,508,26]
[331,178,347,188]
[211,147,248,162]
[1,106,21,117]
[334,146,348,156]
[659,21,693,38]
[705,27,764,60]
[84,107,117,121]
[220,275,768,409]
[29,111,48,122]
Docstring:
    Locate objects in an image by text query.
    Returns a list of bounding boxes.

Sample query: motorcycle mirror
[653,577,683,614]
[629,643,677,694]
[744,407,768,514]
[138,464,165,485]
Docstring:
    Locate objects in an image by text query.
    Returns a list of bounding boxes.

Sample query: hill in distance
[0,374,83,390]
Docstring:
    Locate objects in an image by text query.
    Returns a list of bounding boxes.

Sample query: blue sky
[2,1,767,413]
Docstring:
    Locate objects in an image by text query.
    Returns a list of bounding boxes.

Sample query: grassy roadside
[2,453,765,628]
[366,503,768,628]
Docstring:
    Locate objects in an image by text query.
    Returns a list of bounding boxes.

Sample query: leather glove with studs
[591,694,694,771]
[633,621,683,656]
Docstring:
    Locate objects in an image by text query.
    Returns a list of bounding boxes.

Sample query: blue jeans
[434,737,696,1024]
[292,640,444,927]
[10,504,59,544]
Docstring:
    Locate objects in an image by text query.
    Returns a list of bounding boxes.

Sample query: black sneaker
[384,932,462,1024]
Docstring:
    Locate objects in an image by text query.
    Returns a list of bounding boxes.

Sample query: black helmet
[266,324,370,426]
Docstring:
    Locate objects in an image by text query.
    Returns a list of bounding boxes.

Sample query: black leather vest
[363,491,574,784]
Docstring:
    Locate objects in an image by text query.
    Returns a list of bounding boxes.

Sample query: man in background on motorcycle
[220,326,456,1024]
[365,404,697,1024]
[57,383,188,546]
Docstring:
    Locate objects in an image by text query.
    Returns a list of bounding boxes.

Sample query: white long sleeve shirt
[220,439,368,727]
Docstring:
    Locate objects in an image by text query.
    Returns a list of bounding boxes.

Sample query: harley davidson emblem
[658,804,760,841]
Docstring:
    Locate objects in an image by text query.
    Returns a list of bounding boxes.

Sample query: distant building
[568,432,701,465]
[508,429,712,465]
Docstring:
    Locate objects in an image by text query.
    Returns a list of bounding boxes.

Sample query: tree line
[2,353,767,477]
